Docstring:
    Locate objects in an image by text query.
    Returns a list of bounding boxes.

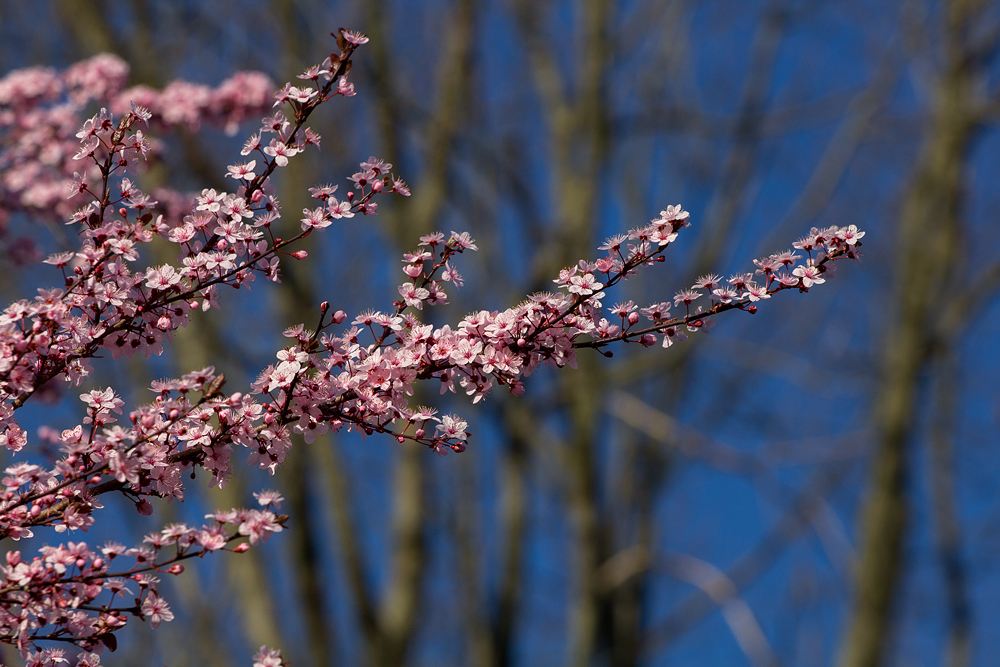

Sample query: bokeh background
[1,0,998,666]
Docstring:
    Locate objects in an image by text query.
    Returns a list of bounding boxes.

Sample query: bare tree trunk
[929,353,970,667]
[836,2,984,665]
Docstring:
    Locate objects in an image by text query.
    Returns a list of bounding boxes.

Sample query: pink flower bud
[233,542,250,553]
[627,312,639,325]
[415,428,425,438]
[168,564,184,575]
[640,334,656,346]
[135,500,153,516]
[291,250,308,260]
[333,310,347,324]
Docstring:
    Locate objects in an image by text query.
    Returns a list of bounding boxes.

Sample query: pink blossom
[568,272,603,296]
[253,490,285,509]
[141,593,174,628]
[263,139,299,167]
[399,282,431,309]
[838,224,865,245]
[237,510,284,545]
[253,646,287,667]
[792,262,826,287]
[301,207,331,230]
[226,160,256,180]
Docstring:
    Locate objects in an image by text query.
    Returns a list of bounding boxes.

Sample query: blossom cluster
[0,51,274,261]
[0,28,861,666]
[250,207,862,458]
[5,503,285,664]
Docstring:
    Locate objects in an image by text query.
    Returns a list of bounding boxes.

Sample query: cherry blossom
[0,27,865,665]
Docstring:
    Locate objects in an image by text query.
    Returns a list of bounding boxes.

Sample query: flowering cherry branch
[1,503,286,660]
[574,222,863,351]
[0,27,862,666]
